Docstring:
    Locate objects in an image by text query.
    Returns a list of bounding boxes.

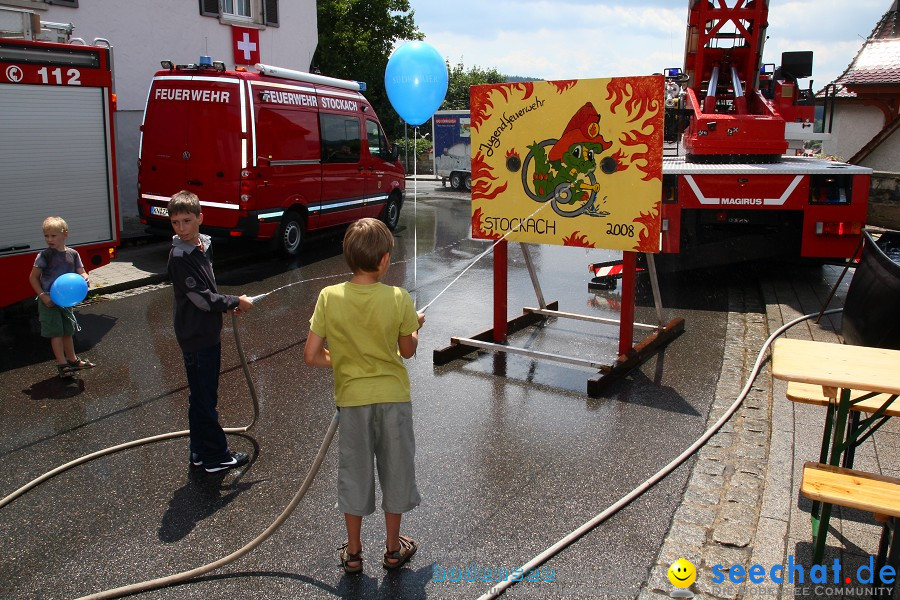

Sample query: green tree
[441,60,506,110]
[312,0,422,139]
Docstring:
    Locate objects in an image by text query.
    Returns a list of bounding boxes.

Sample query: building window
[199,0,278,26]
[223,0,250,20]
[0,0,78,9]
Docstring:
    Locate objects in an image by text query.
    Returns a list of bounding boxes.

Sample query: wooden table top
[772,338,900,396]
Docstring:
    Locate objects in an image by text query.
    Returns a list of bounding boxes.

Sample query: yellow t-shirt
[309,281,420,407]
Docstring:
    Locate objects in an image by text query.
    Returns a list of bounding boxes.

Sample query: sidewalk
[640,264,900,600]
[87,216,168,295]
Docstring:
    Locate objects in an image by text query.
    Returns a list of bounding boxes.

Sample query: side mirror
[389,145,400,162]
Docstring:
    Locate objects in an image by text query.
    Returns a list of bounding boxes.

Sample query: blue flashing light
[199,55,213,67]
[356,81,367,91]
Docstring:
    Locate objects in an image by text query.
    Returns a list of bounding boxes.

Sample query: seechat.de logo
[667,558,696,598]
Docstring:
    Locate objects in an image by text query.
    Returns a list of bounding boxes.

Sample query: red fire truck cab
[138,60,405,255]
[660,157,870,269]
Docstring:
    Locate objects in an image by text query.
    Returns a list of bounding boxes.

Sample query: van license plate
[150,206,169,217]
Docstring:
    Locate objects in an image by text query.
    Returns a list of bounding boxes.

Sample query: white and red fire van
[137,60,405,255]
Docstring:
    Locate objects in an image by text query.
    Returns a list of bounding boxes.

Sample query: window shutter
[49,0,79,6]
[199,0,220,17]
[264,0,279,26]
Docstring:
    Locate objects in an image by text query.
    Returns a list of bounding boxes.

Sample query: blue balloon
[385,41,448,126]
[50,272,88,307]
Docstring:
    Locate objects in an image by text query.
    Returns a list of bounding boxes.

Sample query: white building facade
[1,0,318,221]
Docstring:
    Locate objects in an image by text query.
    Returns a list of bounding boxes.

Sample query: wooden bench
[786,382,898,469]
[787,382,900,415]
[801,462,900,571]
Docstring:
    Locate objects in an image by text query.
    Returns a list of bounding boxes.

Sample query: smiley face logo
[667,558,696,588]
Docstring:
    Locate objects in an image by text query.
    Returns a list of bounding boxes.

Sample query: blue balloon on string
[385,41,448,126]
[50,273,88,307]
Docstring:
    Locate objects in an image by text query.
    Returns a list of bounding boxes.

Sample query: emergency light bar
[254,63,361,92]
[159,58,225,71]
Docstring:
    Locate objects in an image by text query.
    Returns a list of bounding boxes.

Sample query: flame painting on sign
[470,77,663,252]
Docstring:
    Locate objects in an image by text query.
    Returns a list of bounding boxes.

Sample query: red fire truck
[0,11,120,309]
[659,0,869,269]
[137,60,405,256]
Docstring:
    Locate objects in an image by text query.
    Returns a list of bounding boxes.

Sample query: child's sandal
[57,364,77,379]
[383,536,417,570]
[339,543,363,574]
[67,358,96,370]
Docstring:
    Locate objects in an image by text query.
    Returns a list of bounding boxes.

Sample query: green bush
[393,136,432,157]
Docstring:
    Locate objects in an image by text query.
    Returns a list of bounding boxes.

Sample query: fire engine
[659,0,870,269]
[137,60,405,256]
[0,8,119,309]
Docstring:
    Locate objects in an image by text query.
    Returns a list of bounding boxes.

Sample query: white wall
[2,1,317,221]
[862,128,900,173]
[822,102,885,162]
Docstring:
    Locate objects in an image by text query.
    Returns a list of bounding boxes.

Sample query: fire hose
[0,312,339,599]
[1,235,842,597]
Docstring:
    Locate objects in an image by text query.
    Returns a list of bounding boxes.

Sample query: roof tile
[838,38,900,85]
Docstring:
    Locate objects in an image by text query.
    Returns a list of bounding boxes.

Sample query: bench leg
[812,502,833,564]
[811,390,853,565]
[811,403,837,525]
[874,518,897,598]
[842,411,861,469]
[818,401,836,464]
[828,389,851,466]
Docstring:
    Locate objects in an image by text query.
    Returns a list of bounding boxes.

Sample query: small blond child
[304,218,425,574]
[28,216,95,379]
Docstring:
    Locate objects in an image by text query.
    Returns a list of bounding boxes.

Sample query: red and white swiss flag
[232,26,260,65]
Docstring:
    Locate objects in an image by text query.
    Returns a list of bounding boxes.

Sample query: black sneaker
[204,450,249,473]
[190,452,203,468]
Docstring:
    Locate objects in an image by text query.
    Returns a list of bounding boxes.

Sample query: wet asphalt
[0,193,735,599]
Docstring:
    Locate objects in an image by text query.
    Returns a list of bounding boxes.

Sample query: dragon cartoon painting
[524,102,618,218]
[470,76,662,252]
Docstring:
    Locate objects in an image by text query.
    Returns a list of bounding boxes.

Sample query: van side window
[320,114,360,163]
[365,119,389,160]
[257,107,318,161]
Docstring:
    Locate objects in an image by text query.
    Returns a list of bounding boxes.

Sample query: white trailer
[432,109,472,191]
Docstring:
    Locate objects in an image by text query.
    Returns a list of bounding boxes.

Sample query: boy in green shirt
[304,218,425,574]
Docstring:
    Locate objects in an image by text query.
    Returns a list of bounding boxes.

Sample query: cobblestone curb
[639,281,771,600]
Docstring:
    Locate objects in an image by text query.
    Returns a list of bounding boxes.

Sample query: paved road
[0,193,764,599]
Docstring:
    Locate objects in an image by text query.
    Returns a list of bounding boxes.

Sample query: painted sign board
[470,77,663,252]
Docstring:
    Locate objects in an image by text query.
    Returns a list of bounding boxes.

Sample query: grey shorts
[337,402,421,516]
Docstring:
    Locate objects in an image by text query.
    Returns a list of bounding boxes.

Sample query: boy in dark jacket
[167,190,253,473]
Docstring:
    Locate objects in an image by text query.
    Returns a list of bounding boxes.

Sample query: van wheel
[278,211,304,257]
[464,174,472,193]
[382,194,401,231]
[450,172,463,190]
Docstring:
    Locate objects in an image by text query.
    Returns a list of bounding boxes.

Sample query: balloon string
[413,126,418,291]
[64,306,81,332]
